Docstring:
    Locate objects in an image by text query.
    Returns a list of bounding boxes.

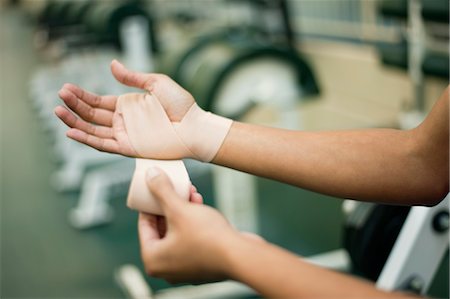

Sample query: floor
[1,6,448,299]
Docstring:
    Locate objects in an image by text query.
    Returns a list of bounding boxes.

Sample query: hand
[138,167,259,283]
[150,183,204,239]
[54,60,195,156]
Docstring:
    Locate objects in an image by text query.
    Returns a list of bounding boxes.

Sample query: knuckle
[93,95,101,107]
[96,147,105,153]
[122,72,129,84]
[88,124,96,135]
[144,77,156,90]
[87,107,95,120]
[99,138,105,150]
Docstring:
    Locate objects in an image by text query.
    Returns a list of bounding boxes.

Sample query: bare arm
[141,170,417,298]
[226,236,416,299]
[214,88,449,206]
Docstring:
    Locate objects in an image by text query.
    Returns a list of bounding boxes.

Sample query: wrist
[177,104,233,162]
[117,94,232,161]
[218,232,259,280]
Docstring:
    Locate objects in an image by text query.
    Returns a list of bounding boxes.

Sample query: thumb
[146,167,182,214]
[110,59,155,91]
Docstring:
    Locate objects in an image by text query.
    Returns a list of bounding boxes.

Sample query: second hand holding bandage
[127,158,190,215]
[117,93,232,214]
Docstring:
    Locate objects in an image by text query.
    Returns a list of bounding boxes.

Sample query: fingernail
[146,167,160,180]
[112,59,122,66]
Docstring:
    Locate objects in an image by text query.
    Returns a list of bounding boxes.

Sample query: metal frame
[376,195,449,294]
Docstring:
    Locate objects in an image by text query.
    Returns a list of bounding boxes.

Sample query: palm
[111,106,139,156]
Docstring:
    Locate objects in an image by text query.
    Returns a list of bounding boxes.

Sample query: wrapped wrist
[117,93,232,162]
[174,103,232,162]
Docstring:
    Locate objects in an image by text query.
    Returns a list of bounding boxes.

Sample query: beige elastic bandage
[118,93,232,214]
[117,93,232,162]
[127,159,190,215]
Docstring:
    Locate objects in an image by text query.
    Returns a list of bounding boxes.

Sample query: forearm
[225,237,414,299]
[213,92,449,205]
[214,123,422,204]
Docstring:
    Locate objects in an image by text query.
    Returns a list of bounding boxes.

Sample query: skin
[55,60,448,298]
[141,168,414,298]
[214,99,449,205]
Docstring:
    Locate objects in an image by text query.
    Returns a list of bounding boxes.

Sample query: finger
[190,185,197,193]
[146,167,183,214]
[138,213,161,253]
[66,128,120,153]
[240,232,265,243]
[189,184,202,204]
[61,83,117,111]
[111,59,156,91]
[58,88,114,126]
[190,192,203,204]
[54,106,113,138]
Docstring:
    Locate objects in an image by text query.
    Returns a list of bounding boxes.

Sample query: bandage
[116,93,232,162]
[119,92,231,214]
[127,159,190,215]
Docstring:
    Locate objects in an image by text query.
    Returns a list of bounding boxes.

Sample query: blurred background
[0,0,448,298]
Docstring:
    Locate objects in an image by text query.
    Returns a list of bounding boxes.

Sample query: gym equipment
[26,0,93,42]
[344,195,449,295]
[29,1,157,53]
[379,0,449,22]
[69,159,134,229]
[158,0,319,119]
[37,0,75,27]
[27,1,157,230]
[82,1,157,52]
[63,1,93,26]
[377,0,449,129]
[20,0,49,20]
[184,41,318,119]
[343,202,411,280]
[377,195,449,294]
